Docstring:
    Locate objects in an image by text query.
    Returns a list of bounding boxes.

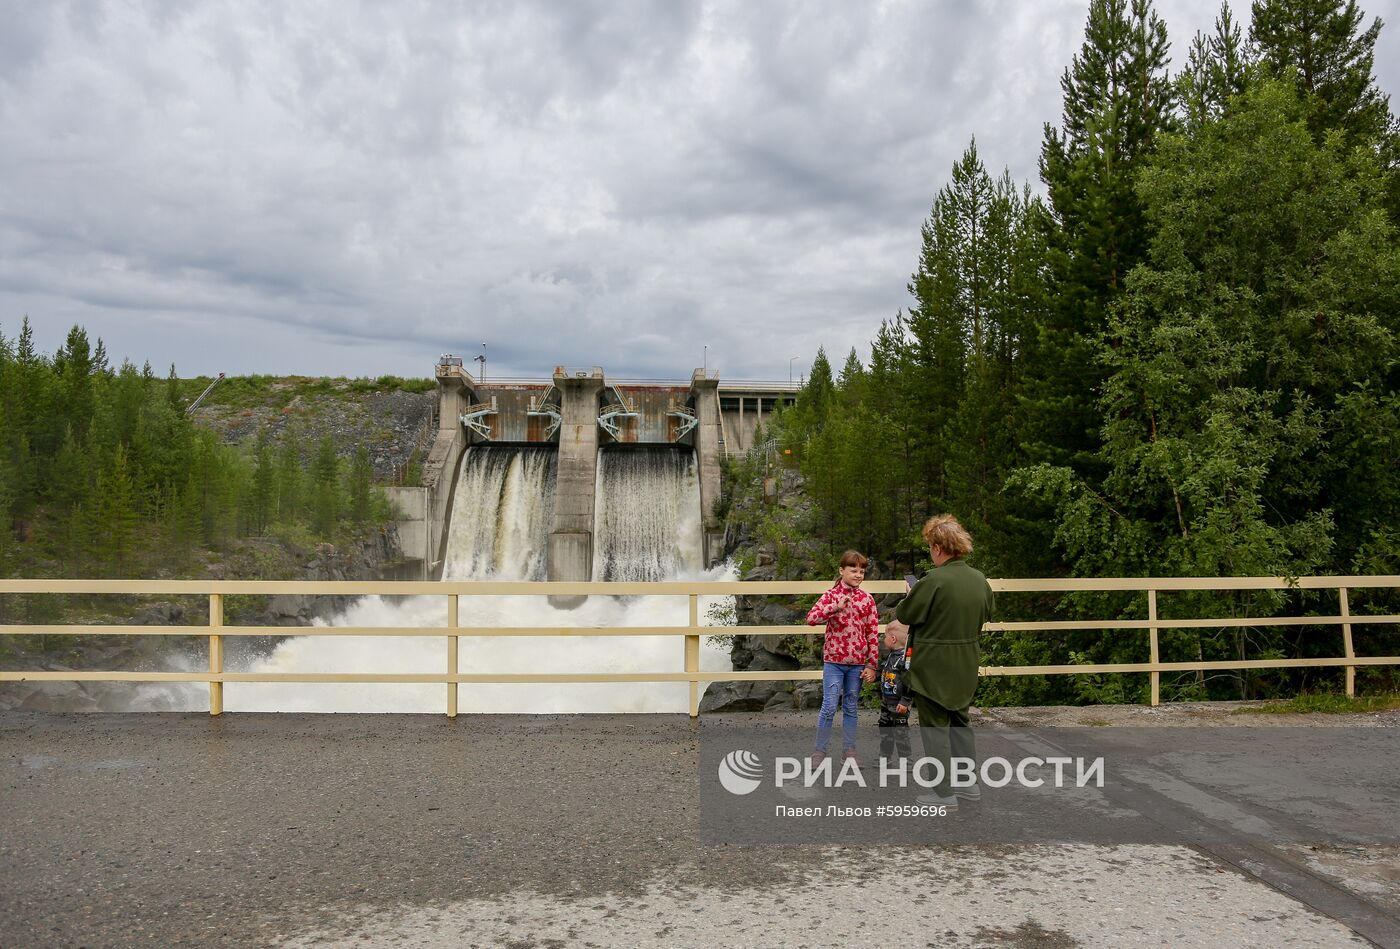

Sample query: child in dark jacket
[878,622,915,763]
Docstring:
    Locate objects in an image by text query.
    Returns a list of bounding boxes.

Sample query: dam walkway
[3,707,1398,948]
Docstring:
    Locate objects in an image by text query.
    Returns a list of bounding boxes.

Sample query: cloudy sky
[4,0,1397,382]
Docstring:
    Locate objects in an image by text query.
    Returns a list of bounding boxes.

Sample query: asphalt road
[2,711,1396,948]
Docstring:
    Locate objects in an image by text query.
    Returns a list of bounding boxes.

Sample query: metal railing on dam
[2,576,1397,717]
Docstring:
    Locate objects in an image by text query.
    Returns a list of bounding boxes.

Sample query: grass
[1233,692,1400,715]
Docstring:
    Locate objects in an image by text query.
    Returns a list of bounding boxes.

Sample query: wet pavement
[2,710,1397,948]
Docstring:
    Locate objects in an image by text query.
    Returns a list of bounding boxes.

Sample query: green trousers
[913,692,976,795]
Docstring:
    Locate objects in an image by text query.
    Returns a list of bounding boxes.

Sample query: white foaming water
[593,448,703,581]
[443,447,557,579]
[153,445,733,713]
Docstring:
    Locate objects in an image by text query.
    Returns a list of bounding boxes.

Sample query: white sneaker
[954,783,981,801]
[915,792,958,809]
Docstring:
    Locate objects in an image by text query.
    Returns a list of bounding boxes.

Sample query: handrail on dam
[2,576,1398,718]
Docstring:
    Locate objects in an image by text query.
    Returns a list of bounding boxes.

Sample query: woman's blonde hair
[921,514,973,558]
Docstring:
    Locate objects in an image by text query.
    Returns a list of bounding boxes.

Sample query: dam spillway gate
[384,363,798,594]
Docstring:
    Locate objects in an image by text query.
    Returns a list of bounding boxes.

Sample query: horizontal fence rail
[1,576,1397,717]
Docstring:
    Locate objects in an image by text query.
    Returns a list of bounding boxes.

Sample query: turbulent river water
[146,444,733,713]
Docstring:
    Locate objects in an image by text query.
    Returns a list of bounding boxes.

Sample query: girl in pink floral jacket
[806,550,880,762]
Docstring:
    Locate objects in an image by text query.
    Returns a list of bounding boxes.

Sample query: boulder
[698,680,784,713]
[15,680,99,712]
[740,561,777,582]
[132,602,186,626]
[793,681,824,710]
[729,635,799,672]
[762,690,798,711]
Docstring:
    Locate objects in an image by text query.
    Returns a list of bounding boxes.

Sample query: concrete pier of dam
[385,361,798,582]
[546,370,604,608]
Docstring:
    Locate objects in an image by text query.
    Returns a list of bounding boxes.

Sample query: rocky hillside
[184,375,436,481]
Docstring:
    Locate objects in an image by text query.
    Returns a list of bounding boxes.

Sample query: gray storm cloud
[2,0,1395,379]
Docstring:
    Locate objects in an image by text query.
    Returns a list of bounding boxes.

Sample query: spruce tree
[249,435,275,535]
[785,348,835,451]
[1181,4,1253,127]
[54,325,97,447]
[1030,0,1175,475]
[108,359,145,451]
[165,363,183,413]
[93,445,140,575]
[276,435,304,525]
[349,445,373,527]
[311,436,341,538]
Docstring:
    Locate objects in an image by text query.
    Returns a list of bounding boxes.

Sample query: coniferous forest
[0,319,393,595]
[728,0,1400,704]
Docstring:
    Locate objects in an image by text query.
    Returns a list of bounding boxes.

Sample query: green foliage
[1180,4,1252,128]
[0,324,401,583]
[310,436,342,537]
[1026,0,1177,483]
[727,0,1400,707]
[1251,0,1392,149]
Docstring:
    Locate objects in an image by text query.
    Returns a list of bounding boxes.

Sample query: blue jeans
[815,662,863,753]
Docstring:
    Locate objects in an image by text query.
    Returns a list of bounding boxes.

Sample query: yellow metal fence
[1,576,1397,717]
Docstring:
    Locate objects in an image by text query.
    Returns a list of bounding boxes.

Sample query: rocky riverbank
[0,524,407,712]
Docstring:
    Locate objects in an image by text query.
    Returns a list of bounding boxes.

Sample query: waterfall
[593,448,703,581]
[443,447,556,580]
[144,444,733,713]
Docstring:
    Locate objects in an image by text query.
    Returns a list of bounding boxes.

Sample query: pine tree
[1251,0,1391,148]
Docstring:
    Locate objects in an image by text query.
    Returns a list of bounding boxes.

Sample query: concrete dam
[386,362,797,595]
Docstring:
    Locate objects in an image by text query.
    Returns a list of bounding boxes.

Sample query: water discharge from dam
[593,448,703,582]
[156,445,734,713]
[444,447,557,581]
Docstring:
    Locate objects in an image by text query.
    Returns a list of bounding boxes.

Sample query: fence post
[687,594,700,718]
[447,594,459,718]
[1340,586,1355,698]
[209,592,224,717]
[1148,589,1160,707]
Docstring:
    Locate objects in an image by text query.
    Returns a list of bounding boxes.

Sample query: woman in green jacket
[894,514,994,809]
